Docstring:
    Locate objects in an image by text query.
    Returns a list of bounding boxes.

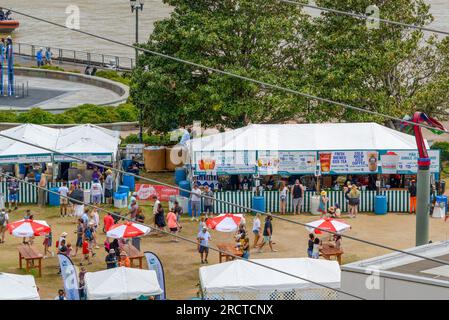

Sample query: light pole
[130,0,145,143]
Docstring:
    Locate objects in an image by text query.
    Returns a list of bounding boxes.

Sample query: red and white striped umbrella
[206,214,243,232]
[106,221,151,239]
[305,218,351,235]
[7,219,51,237]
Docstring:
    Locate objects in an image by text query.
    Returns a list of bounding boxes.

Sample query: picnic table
[18,245,43,277]
[217,243,243,263]
[121,243,144,269]
[319,243,343,265]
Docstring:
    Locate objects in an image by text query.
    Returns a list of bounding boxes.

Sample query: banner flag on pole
[144,251,166,300]
[57,254,80,300]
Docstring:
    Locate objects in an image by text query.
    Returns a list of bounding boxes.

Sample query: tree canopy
[131,0,449,133]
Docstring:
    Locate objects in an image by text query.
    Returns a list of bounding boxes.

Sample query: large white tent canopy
[199,258,341,297]
[85,267,163,300]
[0,123,120,163]
[188,123,426,152]
[0,273,40,300]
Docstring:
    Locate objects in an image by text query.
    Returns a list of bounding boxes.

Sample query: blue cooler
[175,167,187,186]
[436,196,448,213]
[48,187,60,206]
[122,174,135,192]
[179,180,191,198]
[122,159,133,171]
[113,192,128,208]
[252,196,266,215]
[374,195,387,215]
[117,185,130,195]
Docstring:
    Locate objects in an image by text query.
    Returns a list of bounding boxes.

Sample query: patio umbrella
[106,221,151,239]
[305,218,351,235]
[7,219,51,237]
[206,214,243,232]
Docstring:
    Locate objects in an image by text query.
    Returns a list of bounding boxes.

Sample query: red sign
[135,184,179,202]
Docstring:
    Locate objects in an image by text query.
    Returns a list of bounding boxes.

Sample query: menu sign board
[194,151,256,175]
[319,151,378,174]
[257,151,317,175]
[380,150,440,174]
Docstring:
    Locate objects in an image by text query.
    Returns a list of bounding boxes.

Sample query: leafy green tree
[131,0,310,132]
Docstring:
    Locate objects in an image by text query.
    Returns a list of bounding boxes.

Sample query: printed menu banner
[135,184,179,202]
[257,151,317,175]
[319,151,378,174]
[380,150,440,174]
[194,151,257,175]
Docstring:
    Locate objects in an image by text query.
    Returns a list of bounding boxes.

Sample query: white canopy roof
[85,267,163,300]
[199,258,341,293]
[0,124,120,163]
[188,123,426,152]
[0,273,40,300]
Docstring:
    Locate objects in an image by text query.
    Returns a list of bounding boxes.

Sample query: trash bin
[310,195,321,215]
[122,174,135,192]
[83,189,91,205]
[48,187,60,206]
[113,192,128,209]
[252,196,265,215]
[374,195,387,215]
[179,180,191,198]
[122,159,133,171]
[117,185,130,195]
[175,167,187,186]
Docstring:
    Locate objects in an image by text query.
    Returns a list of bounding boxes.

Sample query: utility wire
[0,129,448,267]
[3,8,449,264]
[2,172,364,300]
[7,7,449,135]
[280,0,449,36]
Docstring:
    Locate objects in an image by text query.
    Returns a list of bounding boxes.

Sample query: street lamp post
[130,0,145,143]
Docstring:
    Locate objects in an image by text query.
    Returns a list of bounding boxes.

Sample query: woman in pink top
[167,209,180,242]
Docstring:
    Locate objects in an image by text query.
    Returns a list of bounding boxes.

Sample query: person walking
[190,184,202,221]
[307,233,315,258]
[318,191,328,218]
[45,47,52,65]
[347,185,361,218]
[258,214,277,253]
[291,179,305,215]
[43,229,53,258]
[167,208,180,242]
[152,195,160,226]
[36,48,44,67]
[197,226,211,264]
[311,237,321,259]
[279,182,288,215]
[409,180,417,214]
[103,212,115,233]
[37,173,47,207]
[8,177,19,210]
[252,213,261,248]
[74,219,84,257]
[104,170,114,205]
[203,186,214,218]
[90,179,103,205]
[155,203,166,231]
[0,208,8,244]
[58,182,69,217]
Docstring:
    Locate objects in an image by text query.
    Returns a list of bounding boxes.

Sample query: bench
[319,243,344,265]
[18,245,43,277]
[121,243,144,269]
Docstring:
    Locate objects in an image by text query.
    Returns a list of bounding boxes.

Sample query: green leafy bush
[123,133,175,146]
[431,142,449,162]
[95,70,130,86]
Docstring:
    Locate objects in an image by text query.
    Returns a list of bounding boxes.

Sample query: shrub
[95,70,130,86]
[431,141,449,162]
[122,133,175,146]
[16,108,55,124]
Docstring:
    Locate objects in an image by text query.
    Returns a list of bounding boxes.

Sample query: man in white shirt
[190,184,202,221]
[58,182,69,217]
[152,195,160,226]
[90,179,103,205]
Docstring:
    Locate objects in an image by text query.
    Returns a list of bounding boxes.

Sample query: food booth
[186,123,441,213]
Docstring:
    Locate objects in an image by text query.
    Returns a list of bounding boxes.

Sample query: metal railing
[14,42,134,71]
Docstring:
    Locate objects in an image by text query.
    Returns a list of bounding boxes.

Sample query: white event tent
[0,123,121,164]
[84,267,163,300]
[0,273,40,300]
[199,258,341,300]
[188,122,426,152]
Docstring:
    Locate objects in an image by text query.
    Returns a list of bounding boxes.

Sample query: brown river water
[0,0,448,58]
